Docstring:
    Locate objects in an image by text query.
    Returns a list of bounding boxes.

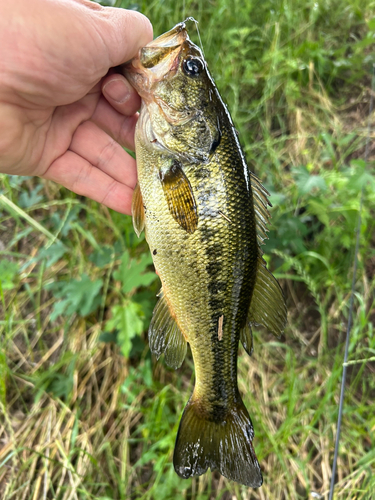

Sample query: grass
[1,0,375,498]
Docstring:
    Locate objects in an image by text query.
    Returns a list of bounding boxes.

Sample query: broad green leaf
[50,274,103,319]
[18,185,43,208]
[99,331,118,344]
[349,160,375,192]
[113,251,157,295]
[294,166,327,196]
[105,301,144,358]
[50,299,70,322]
[89,245,114,268]
[36,241,67,267]
[308,199,330,226]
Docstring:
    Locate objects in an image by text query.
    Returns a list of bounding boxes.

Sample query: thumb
[95,7,153,67]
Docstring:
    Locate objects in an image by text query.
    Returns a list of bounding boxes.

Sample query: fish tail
[173,395,263,488]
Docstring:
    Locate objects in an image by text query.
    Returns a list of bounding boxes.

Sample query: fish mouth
[145,21,189,52]
[122,21,193,96]
[138,21,188,72]
[122,20,204,152]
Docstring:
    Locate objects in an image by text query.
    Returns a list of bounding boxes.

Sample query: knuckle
[97,137,117,169]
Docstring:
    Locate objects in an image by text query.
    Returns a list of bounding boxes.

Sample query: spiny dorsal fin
[240,323,254,356]
[131,184,145,237]
[250,172,272,247]
[159,161,198,234]
[248,257,287,338]
[148,289,187,369]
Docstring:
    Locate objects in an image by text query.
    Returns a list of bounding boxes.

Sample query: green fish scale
[136,118,258,422]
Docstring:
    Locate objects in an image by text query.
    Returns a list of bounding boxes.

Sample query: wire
[328,64,375,500]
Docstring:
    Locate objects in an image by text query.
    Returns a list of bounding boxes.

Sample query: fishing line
[183,17,205,57]
[195,21,205,58]
[328,63,375,500]
[184,17,205,57]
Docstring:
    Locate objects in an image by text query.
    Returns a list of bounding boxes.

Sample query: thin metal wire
[328,64,375,500]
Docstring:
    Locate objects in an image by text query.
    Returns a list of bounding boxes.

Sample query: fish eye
[183,57,204,77]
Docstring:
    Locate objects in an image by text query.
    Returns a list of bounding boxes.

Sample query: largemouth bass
[123,20,287,488]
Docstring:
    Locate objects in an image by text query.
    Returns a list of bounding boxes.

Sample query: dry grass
[0,324,132,499]
[1,278,374,499]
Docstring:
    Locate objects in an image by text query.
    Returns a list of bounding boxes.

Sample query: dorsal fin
[248,257,287,338]
[240,172,287,355]
[250,172,272,247]
[148,289,187,369]
[131,184,145,237]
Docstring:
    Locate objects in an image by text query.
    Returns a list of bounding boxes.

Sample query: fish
[123,20,287,488]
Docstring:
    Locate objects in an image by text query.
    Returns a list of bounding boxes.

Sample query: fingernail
[103,78,132,104]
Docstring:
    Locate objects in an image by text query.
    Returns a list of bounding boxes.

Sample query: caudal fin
[173,397,263,488]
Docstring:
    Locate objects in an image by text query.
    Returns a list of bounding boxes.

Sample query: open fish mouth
[139,21,188,69]
[122,19,208,158]
[123,22,187,88]
[122,20,202,97]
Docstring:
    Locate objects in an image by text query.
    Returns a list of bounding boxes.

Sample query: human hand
[0,0,152,214]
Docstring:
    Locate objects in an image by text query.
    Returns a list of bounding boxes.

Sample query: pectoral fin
[148,289,187,369]
[248,257,287,338]
[132,184,145,237]
[159,161,198,234]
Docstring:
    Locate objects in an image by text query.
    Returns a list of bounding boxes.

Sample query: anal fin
[148,289,187,369]
[240,323,254,356]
